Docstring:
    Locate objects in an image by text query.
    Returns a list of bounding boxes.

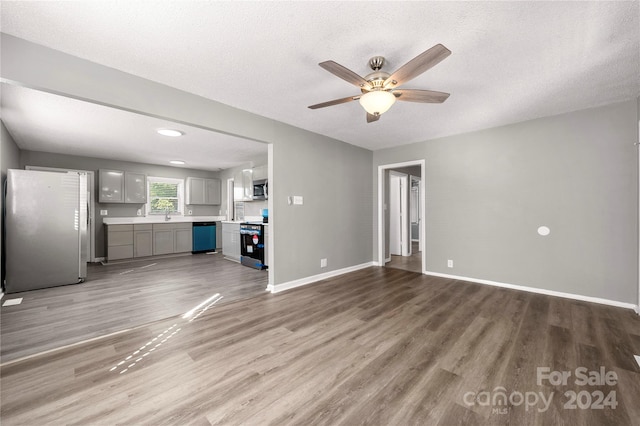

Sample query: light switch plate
[293,196,304,205]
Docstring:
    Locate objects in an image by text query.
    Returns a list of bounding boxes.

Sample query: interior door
[389,172,410,256]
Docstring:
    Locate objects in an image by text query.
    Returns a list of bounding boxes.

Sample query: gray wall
[1,34,374,286]
[1,120,21,282]
[1,121,21,180]
[272,127,372,283]
[374,100,638,304]
[20,150,220,258]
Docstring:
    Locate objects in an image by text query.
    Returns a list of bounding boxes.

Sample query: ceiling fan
[308,44,451,123]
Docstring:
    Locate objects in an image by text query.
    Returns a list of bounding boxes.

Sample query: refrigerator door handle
[78,172,88,280]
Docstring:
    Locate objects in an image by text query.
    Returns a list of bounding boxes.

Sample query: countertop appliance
[192,222,216,253]
[4,169,88,293]
[252,179,267,200]
[240,222,266,270]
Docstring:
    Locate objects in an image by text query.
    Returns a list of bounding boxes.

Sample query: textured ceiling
[1,1,638,157]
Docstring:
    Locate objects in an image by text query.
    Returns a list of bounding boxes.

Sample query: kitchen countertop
[221,216,267,224]
[222,222,269,226]
[103,216,226,225]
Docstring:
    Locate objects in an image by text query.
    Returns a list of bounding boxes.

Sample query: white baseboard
[424,270,638,312]
[94,257,106,263]
[385,257,391,263]
[269,262,375,294]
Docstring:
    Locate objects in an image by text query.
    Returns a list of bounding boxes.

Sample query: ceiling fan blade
[366,113,380,123]
[384,44,451,88]
[308,95,360,109]
[393,89,450,103]
[319,61,373,90]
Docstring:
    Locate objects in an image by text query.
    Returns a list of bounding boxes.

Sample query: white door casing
[377,160,426,272]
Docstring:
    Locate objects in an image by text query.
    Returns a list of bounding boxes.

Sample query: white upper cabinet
[253,165,267,181]
[99,170,146,204]
[233,165,268,202]
[205,178,221,205]
[99,169,124,203]
[234,169,254,201]
[243,169,253,201]
[186,177,205,205]
[124,172,146,203]
[186,177,221,205]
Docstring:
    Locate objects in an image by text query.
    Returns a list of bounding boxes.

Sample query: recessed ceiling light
[169,160,186,165]
[157,129,184,137]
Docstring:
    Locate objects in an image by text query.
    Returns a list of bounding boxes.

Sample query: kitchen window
[146,176,184,215]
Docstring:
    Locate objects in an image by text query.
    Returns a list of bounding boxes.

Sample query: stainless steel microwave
[253,179,268,200]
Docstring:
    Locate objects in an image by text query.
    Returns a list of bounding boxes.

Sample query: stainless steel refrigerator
[5,169,88,293]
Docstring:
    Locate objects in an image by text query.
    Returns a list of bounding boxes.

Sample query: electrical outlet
[137,209,142,216]
[321,258,327,268]
[447,259,453,268]
[100,210,108,216]
[293,196,304,205]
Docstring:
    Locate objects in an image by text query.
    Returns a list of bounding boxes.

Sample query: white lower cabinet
[106,222,194,261]
[222,222,241,262]
[153,224,175,255]
[153,223,193,255]
[133,224,153,258]
[105,224,133,261]
[174,223,193,253]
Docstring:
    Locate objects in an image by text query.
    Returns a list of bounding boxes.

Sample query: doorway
[377,160,425,274]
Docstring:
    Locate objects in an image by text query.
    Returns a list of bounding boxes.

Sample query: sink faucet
[165,209,171,221]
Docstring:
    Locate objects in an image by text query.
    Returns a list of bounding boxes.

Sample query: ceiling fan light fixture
[359,90,396,116]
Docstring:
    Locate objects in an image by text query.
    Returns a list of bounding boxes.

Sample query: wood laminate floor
[2,267,639,425]
[386,242,422,273]
[1,253,268,363]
